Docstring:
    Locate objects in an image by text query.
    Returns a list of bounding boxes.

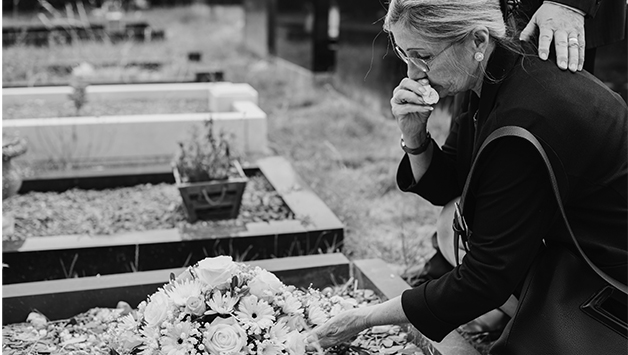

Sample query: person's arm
[402,136,554,340]
[391,78,438,183]
[519,1,591,72]
[397,110,469,206]
[308,296,408,349]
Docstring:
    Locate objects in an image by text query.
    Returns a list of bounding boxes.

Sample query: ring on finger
[568,37,579,46]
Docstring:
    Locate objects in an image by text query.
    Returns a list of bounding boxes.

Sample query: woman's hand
[306,308,368,350]
[391,78,436,146]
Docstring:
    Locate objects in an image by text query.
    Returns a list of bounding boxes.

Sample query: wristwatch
[400,132,432,155]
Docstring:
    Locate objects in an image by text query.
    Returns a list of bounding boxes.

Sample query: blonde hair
[384,0,519,51]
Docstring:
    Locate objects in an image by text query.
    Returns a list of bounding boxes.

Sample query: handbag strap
[458,125,628,295]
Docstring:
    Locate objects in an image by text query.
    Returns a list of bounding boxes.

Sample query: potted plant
[3,134,28,200]
[172,118,248,223]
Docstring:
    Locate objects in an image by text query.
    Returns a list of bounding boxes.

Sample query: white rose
[143,292,170,328]
[285,330,306,355]
[196,256,238,289]
[248,269,284,301]
[203,317,247,354]
[185,296,206,316]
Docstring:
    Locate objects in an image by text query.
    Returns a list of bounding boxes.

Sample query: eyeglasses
[452,201,471,265]
[393,41,455,73]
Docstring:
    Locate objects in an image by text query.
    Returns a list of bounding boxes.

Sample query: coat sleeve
[553,0,602,17]
[396,113,467,206]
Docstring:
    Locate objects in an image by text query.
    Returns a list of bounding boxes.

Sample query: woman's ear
[471,26,490,52]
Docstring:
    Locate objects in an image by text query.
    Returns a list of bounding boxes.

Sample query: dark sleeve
[554,0,602,17]
[400,137,557,341]
[396,141,462,206]
[396,113,467,206]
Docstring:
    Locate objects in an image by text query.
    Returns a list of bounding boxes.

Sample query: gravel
[2,172,295,241]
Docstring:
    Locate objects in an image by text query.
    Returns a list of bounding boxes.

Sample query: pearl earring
[474,52,484,61]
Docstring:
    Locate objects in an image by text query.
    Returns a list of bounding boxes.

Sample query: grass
[2,4,451,275]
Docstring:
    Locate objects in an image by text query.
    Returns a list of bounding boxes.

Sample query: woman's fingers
[398,77,429,97]
[392,89,425,105]
[392,102,433,117]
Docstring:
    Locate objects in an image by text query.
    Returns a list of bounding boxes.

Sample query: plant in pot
[3,134,28,200]
[172,118,248,223]
[3,133,28,238]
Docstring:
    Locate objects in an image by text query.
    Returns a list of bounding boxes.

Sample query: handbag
[454,126,628,355]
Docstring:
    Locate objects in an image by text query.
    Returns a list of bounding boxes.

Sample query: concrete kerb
[2,82,268,167]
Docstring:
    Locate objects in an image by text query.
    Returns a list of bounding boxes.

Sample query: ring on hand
[568,37,579,46]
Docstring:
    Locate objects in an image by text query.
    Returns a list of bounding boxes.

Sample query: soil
[2,171,294,241]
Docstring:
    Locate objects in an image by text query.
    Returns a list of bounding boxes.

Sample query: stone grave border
[2,82,268,169]
[3,156,344,283]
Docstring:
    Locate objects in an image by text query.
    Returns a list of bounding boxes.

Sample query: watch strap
[401,132,432,155]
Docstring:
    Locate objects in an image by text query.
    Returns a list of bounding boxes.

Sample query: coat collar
[468,44,521,152]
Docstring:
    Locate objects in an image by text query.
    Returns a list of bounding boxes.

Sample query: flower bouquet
[107,256,363,355]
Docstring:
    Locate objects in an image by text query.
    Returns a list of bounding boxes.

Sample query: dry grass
[2,4,454,274]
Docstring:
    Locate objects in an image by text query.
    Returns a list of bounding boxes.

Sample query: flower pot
[2,137,27,200]
[173,160,248,222]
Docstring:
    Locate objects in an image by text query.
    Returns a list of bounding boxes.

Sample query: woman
[309,0,627,352]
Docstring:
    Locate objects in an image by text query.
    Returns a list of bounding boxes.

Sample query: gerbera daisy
[268,317,290,343]
[307,305,328,326]
[166,279,205,306]
[160,321,197,355]
[236,295,275,334]
[136,326,160,355]
[205,291,239,315]
[117,314,139,331]
[280,294,303,315]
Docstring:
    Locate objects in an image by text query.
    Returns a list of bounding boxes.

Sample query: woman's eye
[409,53,431,61]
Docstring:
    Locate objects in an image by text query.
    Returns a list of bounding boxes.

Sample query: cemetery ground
[2,4,449,279]
[1,4,491,355]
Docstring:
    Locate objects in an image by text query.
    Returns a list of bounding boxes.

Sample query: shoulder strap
[459,125,627,295]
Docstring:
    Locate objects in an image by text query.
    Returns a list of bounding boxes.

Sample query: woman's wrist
[361,296,408,328]
[401,131,429,149]
[401,131,432,155]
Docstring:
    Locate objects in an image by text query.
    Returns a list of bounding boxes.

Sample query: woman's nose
[407,63,428,81]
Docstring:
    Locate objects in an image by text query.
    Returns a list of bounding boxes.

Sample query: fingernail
[540,52,548,60]
[569,63,577,72]
[559,60,567,69]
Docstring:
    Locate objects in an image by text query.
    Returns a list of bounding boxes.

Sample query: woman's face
[390,22,480,97]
